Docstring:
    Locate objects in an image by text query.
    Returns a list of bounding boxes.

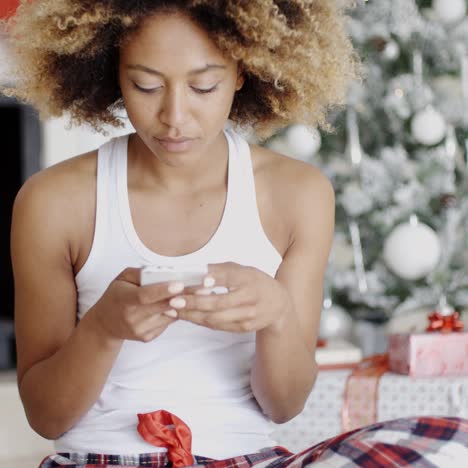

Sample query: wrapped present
[272,364,468,452]
[388,332,468,377]
[388,306,468,377]
[315,338,363,370]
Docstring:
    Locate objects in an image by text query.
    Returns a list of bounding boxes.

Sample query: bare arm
[11,168,125,439]
[250,166,335,423]
[12,166,181,440]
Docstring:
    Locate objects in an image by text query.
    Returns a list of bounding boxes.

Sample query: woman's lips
[155,137,195,152]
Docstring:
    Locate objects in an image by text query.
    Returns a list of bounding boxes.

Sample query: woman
[4,1,468,467]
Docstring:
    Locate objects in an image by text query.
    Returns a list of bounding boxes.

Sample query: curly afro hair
[1,0,362,139]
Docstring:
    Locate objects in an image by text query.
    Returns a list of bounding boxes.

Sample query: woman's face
[119,11,244,157]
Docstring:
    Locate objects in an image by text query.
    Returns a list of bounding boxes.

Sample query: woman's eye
[192,85,218,94]
[133,83,161,93]
[132,83,218,94]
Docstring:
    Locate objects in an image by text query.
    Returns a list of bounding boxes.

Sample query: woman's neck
[127,131,228,196]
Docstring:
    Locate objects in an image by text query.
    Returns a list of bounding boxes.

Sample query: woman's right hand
[89,267,184,343]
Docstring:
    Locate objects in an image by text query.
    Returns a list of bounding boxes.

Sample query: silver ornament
[383,215,442,280]
[319,299,353,340]
[382,40,400,61]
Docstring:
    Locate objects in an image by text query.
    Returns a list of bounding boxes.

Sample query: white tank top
[54,127,283,459]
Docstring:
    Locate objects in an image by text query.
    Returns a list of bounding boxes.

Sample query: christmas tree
[266,0,468,333]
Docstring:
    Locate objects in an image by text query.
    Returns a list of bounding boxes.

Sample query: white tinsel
[359,157,394,205]
[351,0,424,43]
[340,182,373,217]
[380,145,415,180]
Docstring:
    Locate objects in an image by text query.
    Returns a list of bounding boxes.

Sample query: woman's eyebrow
[125,64,227,76]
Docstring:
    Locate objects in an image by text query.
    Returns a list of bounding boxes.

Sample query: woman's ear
[236,64,245,91]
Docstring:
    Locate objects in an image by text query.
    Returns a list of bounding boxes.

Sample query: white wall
[41,114,135,168]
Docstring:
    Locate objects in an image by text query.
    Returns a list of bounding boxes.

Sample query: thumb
[115,267,142,286]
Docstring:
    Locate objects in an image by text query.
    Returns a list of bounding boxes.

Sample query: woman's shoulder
[250,143,335,248]
[251,143,334,202]
[14,150,98,242]
[18,150,97,205]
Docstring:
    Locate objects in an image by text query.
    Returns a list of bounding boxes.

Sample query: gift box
[388,332,468,377]
[315,338,362,369]
[272,367,468,452]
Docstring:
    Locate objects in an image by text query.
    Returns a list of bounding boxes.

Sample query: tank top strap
[223,127,265,235]
[74,136,125,283]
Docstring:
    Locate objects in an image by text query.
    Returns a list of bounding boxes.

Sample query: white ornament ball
[284,125,322,161]
[266,136,297,159]
[433,0,467,24]
[383,220,441,280]
[411,106,446,146]
[382,40,400,62]
[319,303,353,340]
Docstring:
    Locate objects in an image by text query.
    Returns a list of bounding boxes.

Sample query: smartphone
[140,264,228,294]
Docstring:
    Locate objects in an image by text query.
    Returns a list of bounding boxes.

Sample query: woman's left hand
[166,262,290,334]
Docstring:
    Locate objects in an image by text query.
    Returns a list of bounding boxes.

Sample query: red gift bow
[137,410,194,468]
[426,311,464,333]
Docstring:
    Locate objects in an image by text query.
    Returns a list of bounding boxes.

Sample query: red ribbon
[342,353,389,432]
[426,311,464,333]
[137,410,194,468]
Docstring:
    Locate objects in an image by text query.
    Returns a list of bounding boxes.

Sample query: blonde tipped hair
[2,0,362,139]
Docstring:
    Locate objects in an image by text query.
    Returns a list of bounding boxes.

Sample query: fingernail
[169,297,186,309]
[164,309,178,318]
[168,282,184,294]
[204,276,215,288]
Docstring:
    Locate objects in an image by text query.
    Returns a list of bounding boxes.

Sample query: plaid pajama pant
[39,416,468,468]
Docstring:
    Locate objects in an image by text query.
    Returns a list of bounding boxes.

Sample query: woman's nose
[159,87,188,128]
